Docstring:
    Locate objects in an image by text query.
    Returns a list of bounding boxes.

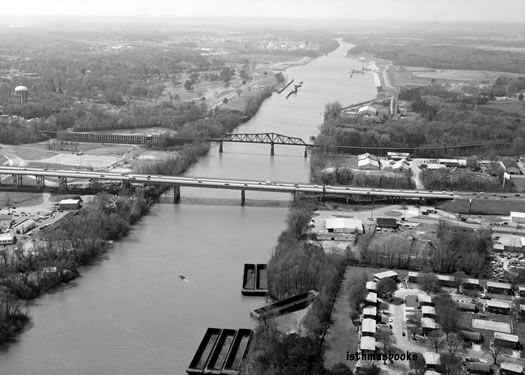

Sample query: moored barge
[241,264,268,296]
[187,328,253,375]
[250,290,319,320]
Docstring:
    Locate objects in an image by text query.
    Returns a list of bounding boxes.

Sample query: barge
[241,264,268,296]
[187,328,221,374]
[250,290,319,320]
[187,328,253,375]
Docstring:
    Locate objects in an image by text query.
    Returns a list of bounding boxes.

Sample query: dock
[276,79,294,94]
[187,328,253,375]
[250,290,319,320]
[241,264,268,296]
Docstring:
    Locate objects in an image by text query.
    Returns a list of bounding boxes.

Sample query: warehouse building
[324,218,364,234]
[13,219,36,234]
[58,198,81,211]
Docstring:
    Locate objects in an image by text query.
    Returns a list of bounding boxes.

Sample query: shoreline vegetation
[241,199,351,375]
[0,74,282,345]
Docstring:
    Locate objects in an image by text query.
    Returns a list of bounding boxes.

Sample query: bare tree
[489,339,503,365]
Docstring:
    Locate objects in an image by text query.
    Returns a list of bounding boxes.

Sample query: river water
[0,40,376,375]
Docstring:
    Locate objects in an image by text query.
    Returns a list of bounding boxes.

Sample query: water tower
[14,86,28,104]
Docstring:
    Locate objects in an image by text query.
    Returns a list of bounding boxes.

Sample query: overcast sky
[1,0,524,22]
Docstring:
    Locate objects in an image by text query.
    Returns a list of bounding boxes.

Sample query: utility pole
[468,198,472,218]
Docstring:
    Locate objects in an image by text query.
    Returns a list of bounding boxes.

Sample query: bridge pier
[304,147,308,158]
[219,141,223,154]
[35,175,45,191]
[12,174,22,189]
[270,142,274,156]
[322,185,326,205]
[241,189,246,206]
[292,190,296,202]
[122,181,131,194]
[58,176,67,191]
[90,178,99,192]
[173,185,180,204]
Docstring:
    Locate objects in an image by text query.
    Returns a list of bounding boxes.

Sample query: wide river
[0,40,376,375]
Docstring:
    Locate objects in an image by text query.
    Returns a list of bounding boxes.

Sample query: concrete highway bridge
[0,166,520,206]
[43,131,511,158]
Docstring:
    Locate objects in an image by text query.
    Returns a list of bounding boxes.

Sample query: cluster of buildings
[357,152,411,172]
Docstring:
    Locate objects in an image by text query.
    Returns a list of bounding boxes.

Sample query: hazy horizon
[1,0,524,23]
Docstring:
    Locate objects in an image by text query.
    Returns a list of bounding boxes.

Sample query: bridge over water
[42,131,511,158]
[0,165,518,206]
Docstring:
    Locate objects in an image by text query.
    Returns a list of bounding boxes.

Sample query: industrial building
[324,218,364,234]
[0,231,14,245]
[373,270,399,282]
[58,199,81,211]
[387,152,409,160]
[376,218,398,230]
[13,219,36,234]
[510,211,525,223]
[0,214,12,233]
[357,153,380,170]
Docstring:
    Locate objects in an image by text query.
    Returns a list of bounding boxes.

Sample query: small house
[459,330,483,344]
[387,152,410,160]
[373,270,399,282]
[422,306,436,318]
[423,352,441,370]
[366,281,377,292]
[500,362,524,375]
[465,362,492,375]
[494,332,520,350]
[376,218,398,230]
[486,281,513,295]
[361,318,376,336]
[408,271,419,283]
[325,218,364,234]
[457,302,479,313]
[363,306,377,320]
[359,336,376,354]
[436,274,456,288]
[419,294,433,306]
[486,300,512,315]
[462,278,482,291]
[365,292,377,306]
[421,318,438,335]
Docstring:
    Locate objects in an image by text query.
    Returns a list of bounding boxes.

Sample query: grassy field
[0,192,43,208]
[439,198,525,216]
[480,101,525,117]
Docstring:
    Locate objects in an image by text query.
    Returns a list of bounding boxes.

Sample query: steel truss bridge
[44,131,510,158]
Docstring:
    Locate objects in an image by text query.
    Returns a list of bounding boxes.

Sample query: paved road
[2,166,525,203]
